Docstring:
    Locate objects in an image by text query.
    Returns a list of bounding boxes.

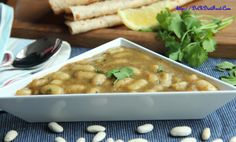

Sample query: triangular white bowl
[0,38,235,122]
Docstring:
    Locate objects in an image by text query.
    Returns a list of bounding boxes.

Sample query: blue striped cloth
[0,48,235,142]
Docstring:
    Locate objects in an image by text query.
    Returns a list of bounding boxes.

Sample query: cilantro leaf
[168,49,183,61]
[183,43,208,67]
[216,61,235,71]
[106,69,119,77]
[215,61,236,86]
[181,11,201,30]
[229,68,236,77]
[168,13,184,38]
[156,64,164,72]
[156,9,234,67]
[156,9,172,30]
[202,38,216,52]
[220,76,236,86]
[106,67,134,82]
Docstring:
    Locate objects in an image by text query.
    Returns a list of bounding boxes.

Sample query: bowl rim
[1,37,236,98]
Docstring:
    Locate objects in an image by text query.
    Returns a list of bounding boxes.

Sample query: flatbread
[65,15,122,34]
[65,0,196,34]
[65,0,158,20]
[49,0,102,14]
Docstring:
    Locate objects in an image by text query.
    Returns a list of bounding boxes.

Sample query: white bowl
[0,38,235,122]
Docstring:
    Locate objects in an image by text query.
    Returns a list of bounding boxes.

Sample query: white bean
[76,137,85,142]
[48,122,64,133]
[128,138,148,142]
[180,137,197,142]
[55,137,67,142]
[52,71,70,80]
[115,139,124,142]
[186,74,198,82]
[160,73,172,87]
[195,80,217,91]
[92,131,106,142]
[212,138,223,142]
[172,81,188,91]
[230,136,236,142]
[4,130,18,142]
[106,138,115,142]
[127,79,148,91]
[170,126,192,137]
[201,127,211,141]
[41,85,64,94]
[92,74,107,85]
[136,124,154,134]
[87,125,106,133]
[114,78,134,88]
[16,88,32,96]
[72,64,95,72]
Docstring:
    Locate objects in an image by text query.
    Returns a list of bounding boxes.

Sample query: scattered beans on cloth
[180,137,197,142]
[55,136,67,142]
[92,131,107,142]
[136,124,154,134]
[4,130,18,142]
[87,125,106,133]
[48,122,64,133]
[76,137,85,142]
[212,138,223,142]
[201,127,211,141]
[170,126,192,137]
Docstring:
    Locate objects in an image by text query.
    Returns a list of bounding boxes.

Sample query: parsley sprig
[156,9,234,67]
[106,67,134,83]
[216,61,236,86]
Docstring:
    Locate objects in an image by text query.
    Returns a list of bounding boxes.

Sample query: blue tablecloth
[0,47,236,142]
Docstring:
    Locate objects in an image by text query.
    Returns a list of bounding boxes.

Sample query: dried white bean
[180,137,197,142]
[106,138,115,142]
[92,131,106,142]
[201,127,211,141]
[230,136,236,142]
[136,124,154,134]
[48,122,64,133]
[76,137,85,142]
[87,125,106,133]
[170,126,192,137]
[4,130,18,142]
[128,138,148,142]
[115,139,124,142]
[55,137,67,142]
[212,138,223,142]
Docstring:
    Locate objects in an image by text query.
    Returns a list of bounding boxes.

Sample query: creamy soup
[16,47,217,95]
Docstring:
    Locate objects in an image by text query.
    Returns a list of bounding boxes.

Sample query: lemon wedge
[118,0,184,31]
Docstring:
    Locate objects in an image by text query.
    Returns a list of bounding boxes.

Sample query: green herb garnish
[157,64,164,72]
[220,76,236,86]
[106,67,134,83]
[156,9,234,67]
[216,61,236,86]
[216,61,236,71]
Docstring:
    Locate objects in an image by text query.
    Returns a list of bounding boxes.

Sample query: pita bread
[49,0,102,14]
[65,15,122,34]
[65,0,158,20]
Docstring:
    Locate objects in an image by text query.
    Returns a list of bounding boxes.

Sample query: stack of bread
[49,0,159,34]
[49,0,194,34]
